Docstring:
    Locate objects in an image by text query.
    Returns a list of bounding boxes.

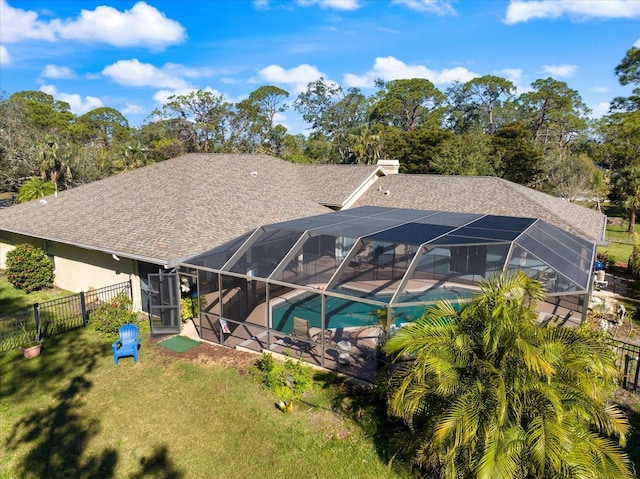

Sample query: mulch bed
[148,335,258,372]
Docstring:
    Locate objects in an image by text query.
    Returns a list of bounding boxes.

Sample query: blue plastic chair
[112,323,140,365]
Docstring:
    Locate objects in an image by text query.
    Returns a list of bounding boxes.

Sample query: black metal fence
[612,339,640,392]
[0,280,132,352]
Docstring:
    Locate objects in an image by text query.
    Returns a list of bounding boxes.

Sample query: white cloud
[634,38,640,48]
[505,0,640,25]
[295,0,362,10]
[590,101,610,117]
[122,103,146,115]
[39,84,102,114]
[0,0,56,42]
[391,0,457,15]
[53,2,186,49]
[258,64,326,93]
[41,64,76,79]
[102,59,191,89]
[0,1,185,50]
[343,56,478,88]
[0,45,10,64]
[541,64,577,78]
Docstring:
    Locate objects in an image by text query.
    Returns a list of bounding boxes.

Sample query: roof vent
[384,190,391,195]
[250,171,258,177]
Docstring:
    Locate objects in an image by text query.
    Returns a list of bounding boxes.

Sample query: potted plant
[20,320,43,359]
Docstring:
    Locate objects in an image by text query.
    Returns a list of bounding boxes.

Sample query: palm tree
[16,177,56,203]
[383,271,633,479]
[610,165,640,233]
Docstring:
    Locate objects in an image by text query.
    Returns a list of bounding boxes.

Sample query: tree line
[1,47,639,219]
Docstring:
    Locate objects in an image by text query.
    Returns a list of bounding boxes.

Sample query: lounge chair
[292,317,331,355]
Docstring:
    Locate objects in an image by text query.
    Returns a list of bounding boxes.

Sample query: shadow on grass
[1,328,184,479]
[619,402,640,475]
[311,368,408,473]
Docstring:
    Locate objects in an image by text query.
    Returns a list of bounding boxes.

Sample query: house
[0,153,606,377]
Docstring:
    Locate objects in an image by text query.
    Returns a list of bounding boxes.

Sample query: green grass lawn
[0,325,411,479]
[597,205,638,266]
[0,274,73,315]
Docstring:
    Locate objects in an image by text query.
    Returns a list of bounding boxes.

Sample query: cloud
[0,45,10,64]
[590,101,610,117]
[391,0,457,15]
[0,1,185,49]
[39,84,102,114]
[541,64,577,78]
[343,56,478,88]
[505,0,640,24]
[635,38,640,48]
[102,59,191,89]
[122,103,146,115]
[0,1,56,42]
[258,64,326,93]
[152,86,225,107]
[53,2,186,49]
[294,0,362,10]
[41,64,76,79]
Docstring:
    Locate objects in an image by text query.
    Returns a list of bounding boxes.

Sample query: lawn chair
[112,323,140,365]
[292,317,331,355]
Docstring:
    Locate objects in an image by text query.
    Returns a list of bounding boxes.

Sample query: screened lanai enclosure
[180,206,597,381]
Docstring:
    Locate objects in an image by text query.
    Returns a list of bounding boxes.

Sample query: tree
[75,107,131,148]
[614,46,640,86]
[445,75,516,134]
[153,90,233,153]
[371,78,445,132]
[384,272,632,479]
[491,122,543,186]
[610,165,640,232]
[294,78,369,162]
[15,177,56,203]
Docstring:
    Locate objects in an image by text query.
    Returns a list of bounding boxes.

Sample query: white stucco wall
[0,236,145,311]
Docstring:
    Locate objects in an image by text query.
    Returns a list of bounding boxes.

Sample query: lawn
[0,324,411,479]
[600,204,639,266]
[0,273,72,315]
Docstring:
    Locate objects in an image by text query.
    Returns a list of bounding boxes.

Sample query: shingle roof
[0,154,331,264]
[0,154,606,265]
[354,174,606,242]
[300,164,381,207]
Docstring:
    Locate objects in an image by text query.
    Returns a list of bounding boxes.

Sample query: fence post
[80,291,88,327]
[33,303,40,340]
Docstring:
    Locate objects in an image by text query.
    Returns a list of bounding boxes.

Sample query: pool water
[271,287,469,333]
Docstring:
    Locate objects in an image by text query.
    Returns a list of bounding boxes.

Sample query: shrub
[5,243,54,292]
[180,295,207,322]
[628,243,640,279]
[89,292,139,338]
[250,353,313,402]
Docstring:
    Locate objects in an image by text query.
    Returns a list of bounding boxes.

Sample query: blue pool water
[272,287,470,333]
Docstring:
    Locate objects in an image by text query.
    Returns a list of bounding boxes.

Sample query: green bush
[629,243,640,279]
[89,292,139,338]
[5,244,54,292]
[180,295,207,322]
[251,353,313,402]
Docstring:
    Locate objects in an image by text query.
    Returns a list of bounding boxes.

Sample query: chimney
[376,159,399,175]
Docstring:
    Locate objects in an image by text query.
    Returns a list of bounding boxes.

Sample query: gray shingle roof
[0,154,331,264]
[0,154,606,265]
[354,174,606,243]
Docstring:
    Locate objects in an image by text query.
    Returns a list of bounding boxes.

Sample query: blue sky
[1,0,639,134]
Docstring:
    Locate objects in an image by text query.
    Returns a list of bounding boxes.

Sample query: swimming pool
[271,286,470,333]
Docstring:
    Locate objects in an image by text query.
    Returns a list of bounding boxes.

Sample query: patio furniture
[292,317,331,355]
[112,323,140,365]
[337,340,352,365]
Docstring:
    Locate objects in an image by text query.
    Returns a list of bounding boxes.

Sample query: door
[148,270,181,335]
